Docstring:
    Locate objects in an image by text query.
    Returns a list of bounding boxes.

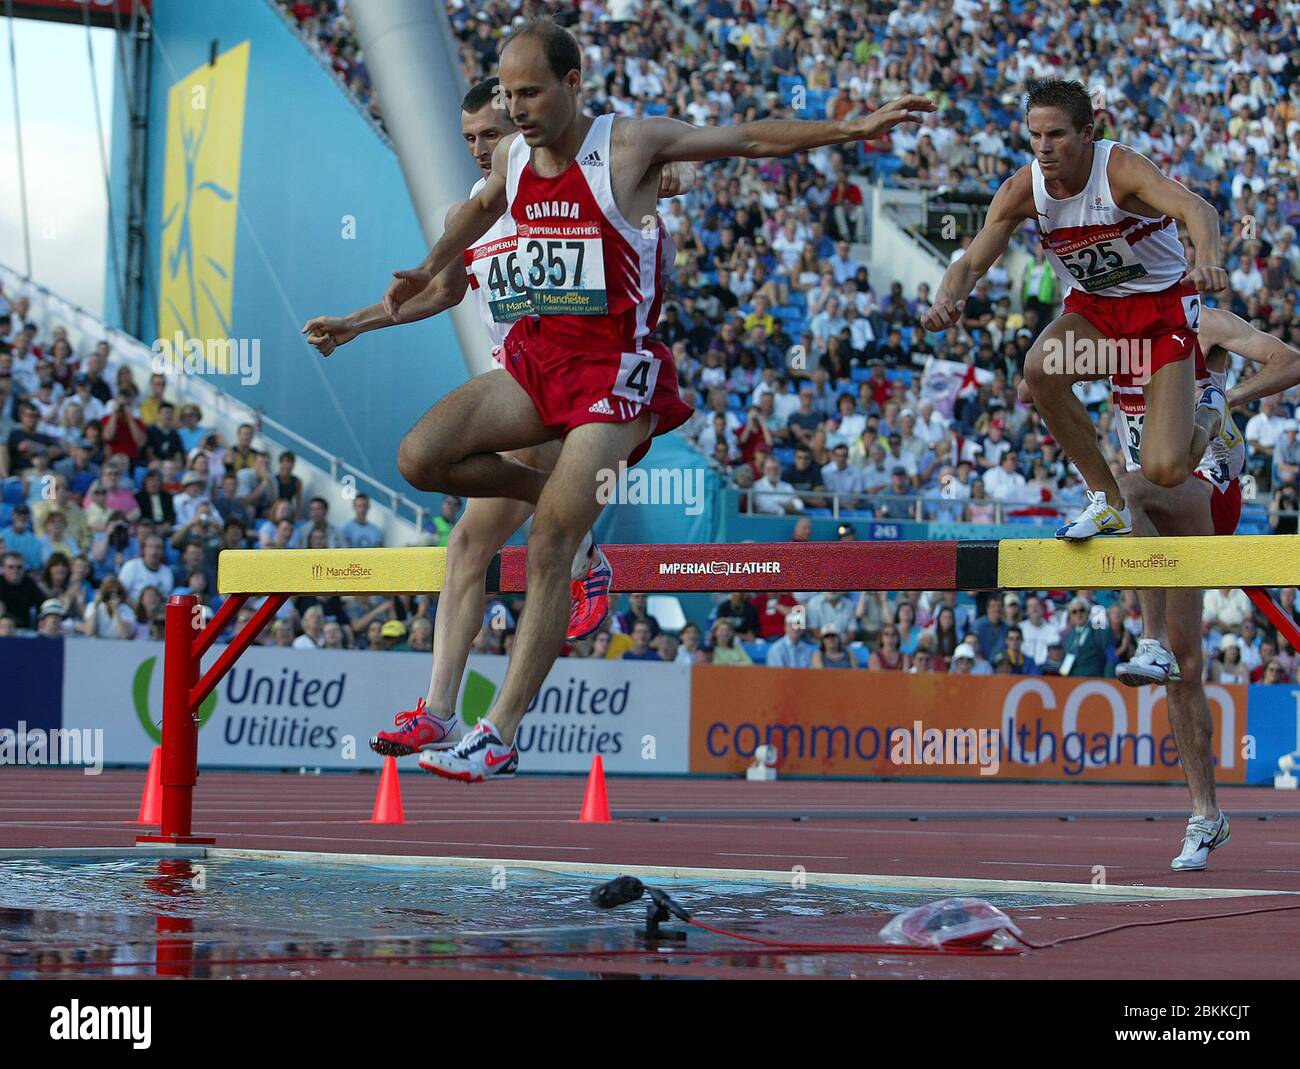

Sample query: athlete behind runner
[1111,310,1300,870]
[921,79,1229,542]
[302,77,695,758]
[383,17,932,781]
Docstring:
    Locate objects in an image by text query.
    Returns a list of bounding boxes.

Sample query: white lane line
[203,848,1292,900]
[978,861,1125,869]
[715,852,850,860]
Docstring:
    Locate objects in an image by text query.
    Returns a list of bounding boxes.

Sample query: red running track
[2,769,1298,979]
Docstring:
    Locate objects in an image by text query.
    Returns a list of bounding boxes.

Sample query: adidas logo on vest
[579,150,603,167]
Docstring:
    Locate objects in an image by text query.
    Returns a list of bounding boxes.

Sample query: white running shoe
[1115,638,1182,687]
[1170,812,1231,871]
[418,719,518,783]
[1056,489,1133,540]
[1196,385,1244,450]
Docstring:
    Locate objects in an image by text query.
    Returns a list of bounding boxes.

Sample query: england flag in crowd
[920,357,994,418]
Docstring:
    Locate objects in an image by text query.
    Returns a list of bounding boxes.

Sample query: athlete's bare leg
[427,441,561,716]
[1118,471,1218,818]
[1023,313,1123,506]
[397,370,557,502]
[1139,354,1198,489]
[485,416,653,745]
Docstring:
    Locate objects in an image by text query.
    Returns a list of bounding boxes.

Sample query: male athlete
[302,77,695,758]
[921,79,1231,541]
[382,17,933,781]
[1107,309,1300,869]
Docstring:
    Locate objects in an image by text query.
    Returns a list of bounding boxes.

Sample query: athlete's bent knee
[397,433,449,493]
[1141,455,1186,489]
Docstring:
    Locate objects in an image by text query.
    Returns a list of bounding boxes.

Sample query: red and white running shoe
[418,719,518,782]
[567,543,612,641]
[369,697,461,756]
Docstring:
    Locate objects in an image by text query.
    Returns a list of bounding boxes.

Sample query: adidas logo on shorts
[580,150,603,167]
[588,397,615,414]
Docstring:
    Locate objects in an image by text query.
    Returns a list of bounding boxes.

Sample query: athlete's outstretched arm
[305,205,472,356]
[384,136,514,320]
[921,169,1034,332]
[637,95,934,165]
[1200,307,1300,408]
[1109,146,1226,293]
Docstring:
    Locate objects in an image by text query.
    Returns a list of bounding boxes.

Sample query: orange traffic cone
[130,747,162,825]
[363,756,405,824]
[578,755,612,823]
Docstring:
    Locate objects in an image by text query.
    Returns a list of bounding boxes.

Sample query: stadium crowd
[4,0,1300,684]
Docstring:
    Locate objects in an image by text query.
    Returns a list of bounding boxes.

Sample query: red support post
[137,594,214,846]
[194,592,247,659]
[190,594,287,712]
[1246,587,1300,654]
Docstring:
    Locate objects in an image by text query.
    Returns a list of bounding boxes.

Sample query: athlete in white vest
[1107,308,1300,870]
[304,78,695,759]
[922,79,1231,540]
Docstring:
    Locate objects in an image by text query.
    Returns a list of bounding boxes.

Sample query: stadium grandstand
[3,0,1300,993]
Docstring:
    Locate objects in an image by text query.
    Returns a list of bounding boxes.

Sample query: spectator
[809,623,853,669]
[620,620,660,661]
[804,589,856,638]
[766,616,814,668]
[708,591,760,639]
[428,493,461,546]
[1202,587,1254,632]
[1,503,40,571]
[751,455,804,515]
[35,599,66,639]
[1060,598,1110,678]
[118,535,175,603]
[0,551,43,628]
[341,492,384,549]
[81,576,135,639]
[708,619,752,666]
[274,450,305,517]
[294,606,326,650]
[616,593,661,640]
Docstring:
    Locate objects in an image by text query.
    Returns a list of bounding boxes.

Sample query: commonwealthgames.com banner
[689,666,1248,783]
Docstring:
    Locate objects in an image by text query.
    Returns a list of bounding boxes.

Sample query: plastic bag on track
[879,897,1023,949]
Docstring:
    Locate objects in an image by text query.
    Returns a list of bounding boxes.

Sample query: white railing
[0,263,429,540]
[733,484,1297,526]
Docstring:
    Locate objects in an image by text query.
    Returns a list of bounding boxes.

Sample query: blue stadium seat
[875,155,904,177]
[804,89,831,119]
[728,393,744,411]
[742,640,769,665]
[899,326,913,349]
[778,75,805,105]
[886,369,913,385]
[841,509,874,519]
[0,504,11,529]
[1,480,23,506]
[786,291,806,309]
[849,642,871,668]
[851,367,872,384]
[805,507,832,517]
[773,447,795,467]
[644,102,668,116]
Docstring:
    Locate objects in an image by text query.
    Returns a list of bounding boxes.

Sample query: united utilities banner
[63,642,689,774]
[689,666,1249,783]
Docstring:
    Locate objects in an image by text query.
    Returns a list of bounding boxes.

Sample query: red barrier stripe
[494,541,958,593]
